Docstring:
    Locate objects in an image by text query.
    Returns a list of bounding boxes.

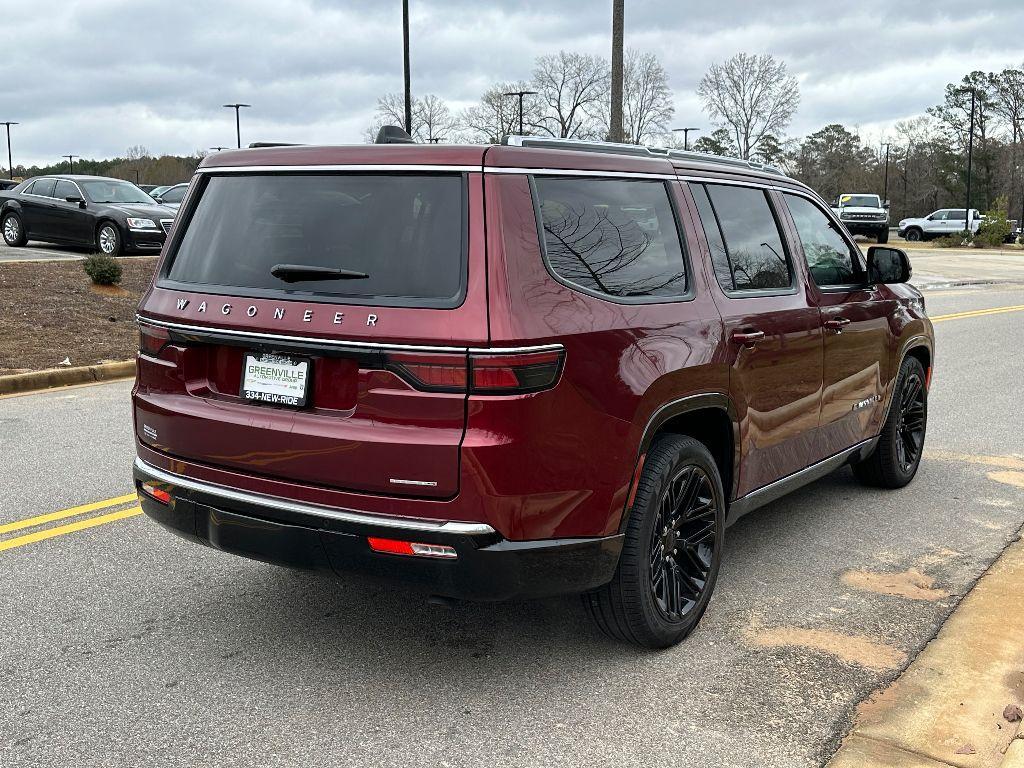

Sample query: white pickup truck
[897,209,981,242]
[830,193,890,243]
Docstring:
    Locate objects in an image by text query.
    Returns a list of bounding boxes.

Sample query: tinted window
[688,183,733,291]
[166,173,465,305]
[785,194,859,286]
[54,180,79,200]
[30,179,56,198]
[948,209,966,221]
[161,186,186,203]
[534,177,687,299]
[79,179,152,204]
[705,184,792,291]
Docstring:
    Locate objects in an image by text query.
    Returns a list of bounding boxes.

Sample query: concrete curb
[0,360,135,396]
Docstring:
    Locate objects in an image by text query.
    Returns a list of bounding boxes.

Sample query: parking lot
[1,254,1022,767]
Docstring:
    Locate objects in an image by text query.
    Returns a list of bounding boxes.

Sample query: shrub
[975,196,1012,249]
[933,234,971,248]
[83,254,123,285]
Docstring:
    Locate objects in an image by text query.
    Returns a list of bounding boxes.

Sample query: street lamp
[503,90,538,136]
[223,103,251,149]
[64,155,79,173]
[402,0,412,135]
[882,142,890,204]
[672,127,700,151]
[1,121,17,180]
[210,146,229,152]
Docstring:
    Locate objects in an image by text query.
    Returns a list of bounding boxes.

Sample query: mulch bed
[0,258,157,375]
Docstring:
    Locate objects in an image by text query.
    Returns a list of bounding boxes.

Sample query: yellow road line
[0,493,137,536]
[931,304,1024,322]
[0,506,142,553]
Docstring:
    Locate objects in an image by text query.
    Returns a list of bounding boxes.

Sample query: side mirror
[883,200,891,209]
[65,195,85,208]
[867,246,911,284]
[153,196,164,204]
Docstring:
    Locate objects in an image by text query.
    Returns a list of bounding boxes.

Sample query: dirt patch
[926,449,1024,471]
[749,626,907,671]
[89,283,131,298]
[988,470,1024,489]
[0,258,155,374]
[842,568,950,602]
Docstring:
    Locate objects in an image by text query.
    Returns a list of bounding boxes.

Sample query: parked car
[132,134,933,648]
[898,208,981,241]
[0,175,176,255]
[138,184,160,194]
[151,182,188,210]
[830,193,889,243]
[147,185,172,199]
[0,179,19,191]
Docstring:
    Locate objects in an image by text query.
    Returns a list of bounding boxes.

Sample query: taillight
[139,324,171,356]
[386,348,564,395]
[367,537,457,559]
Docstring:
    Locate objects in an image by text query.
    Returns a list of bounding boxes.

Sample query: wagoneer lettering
[133,132,934,648]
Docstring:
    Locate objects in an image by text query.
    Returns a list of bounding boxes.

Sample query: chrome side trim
[486,166,677,180]
[197,164,481,174]
[727,438,878,525]
[134,457,496,535]
[136,315,563,355]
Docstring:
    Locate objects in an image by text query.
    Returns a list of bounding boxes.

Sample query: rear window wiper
[270,264,369,283]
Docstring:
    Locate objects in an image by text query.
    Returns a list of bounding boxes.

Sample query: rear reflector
[367,537,457,559]
[139,324,171,356]
[386,348,564,395]
[139,482,171,505]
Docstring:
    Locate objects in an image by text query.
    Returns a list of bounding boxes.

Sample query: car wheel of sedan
[2,212,26,246]
[584,435,725,648]
[854,356,928,488]
[904,228,922,242]
[96,223,122,256]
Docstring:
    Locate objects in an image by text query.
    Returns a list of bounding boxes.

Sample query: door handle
[824,317,851,331]
[731,329,765,345]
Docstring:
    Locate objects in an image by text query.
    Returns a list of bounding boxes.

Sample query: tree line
[4,146,202,186]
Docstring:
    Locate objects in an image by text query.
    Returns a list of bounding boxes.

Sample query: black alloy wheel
[649,465,717,620]
[894,370,926,474]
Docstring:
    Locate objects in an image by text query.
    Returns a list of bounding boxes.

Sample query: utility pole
[1,122,16,180]
[882,142,890,203]
[210,146,229,152]
[504,90,538,135]
[223,103,251,149]
[609,0,624,143]
[673,127,700,151]
[965,89,975,235]
[402,0,412,136]
[64,155,78,173]
[133,169,140,185]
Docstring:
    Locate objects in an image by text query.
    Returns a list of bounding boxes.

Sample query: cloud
[5,0,1023,166]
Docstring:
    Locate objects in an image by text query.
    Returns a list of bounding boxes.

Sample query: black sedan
[0,175,176,255]
[0,179,18,191]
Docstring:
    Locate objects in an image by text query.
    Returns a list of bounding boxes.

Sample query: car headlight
[127,218,157,229]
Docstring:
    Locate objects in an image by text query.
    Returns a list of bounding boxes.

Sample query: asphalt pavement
[1,273,1023,767]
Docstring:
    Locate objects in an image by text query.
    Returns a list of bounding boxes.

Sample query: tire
[904,228,922,242]
[2,212,26,247]
[96,222,122,256]
[877,228,889,244]
[853,356,927,489]
[584,435,725,648]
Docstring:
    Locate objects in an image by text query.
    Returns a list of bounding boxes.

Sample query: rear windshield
[164,173,465,306]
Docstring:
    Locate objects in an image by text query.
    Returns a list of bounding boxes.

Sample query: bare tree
[459,81,542,143]
[602,50,674,144]
[697,53,800,159]
[367,92,457,143]
[533,51,609,139]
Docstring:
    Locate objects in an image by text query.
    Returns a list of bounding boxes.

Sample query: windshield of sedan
[838,194,881,208]
[79,180,154,204]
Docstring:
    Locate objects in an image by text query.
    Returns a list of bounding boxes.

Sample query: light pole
[223,103,251,149]
[504,90,538,135]
[133,169,140,185]
[402,0,412,135]
[609,0,624,143]
[673,127,700,151]
[1,122,16,180]
[965,89,976,235]
[64,155,79,173]
[210,146,229,152]
[882,142,890,204]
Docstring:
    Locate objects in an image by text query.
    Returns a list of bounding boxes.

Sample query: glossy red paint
[133,142,934,552]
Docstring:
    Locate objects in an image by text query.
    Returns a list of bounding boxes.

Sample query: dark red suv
[132,135,933,648]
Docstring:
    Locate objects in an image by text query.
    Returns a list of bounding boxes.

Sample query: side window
[54,180,78,200]
[162,186,186,204]
[534,177,688,300]
[688,183,733,291]
[930,211,948,221]
[948,209,966,222]
[31,179,56,198]
[704,184,793,292]
[784,194,859,287]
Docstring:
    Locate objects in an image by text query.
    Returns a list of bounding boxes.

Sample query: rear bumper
[133,457,622,601]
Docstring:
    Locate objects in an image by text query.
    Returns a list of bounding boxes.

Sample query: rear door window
[164,173,466,307]
[533,177,688,300]
[29,179,56,198]
[53,180,78,200]
[700,183,793,293]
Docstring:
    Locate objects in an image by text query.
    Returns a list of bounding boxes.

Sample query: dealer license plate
[241,353,311,408]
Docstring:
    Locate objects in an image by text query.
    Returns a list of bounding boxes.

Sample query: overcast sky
[5,0,1023,167]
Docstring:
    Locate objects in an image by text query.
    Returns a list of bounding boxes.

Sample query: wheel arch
[618,393,739,534]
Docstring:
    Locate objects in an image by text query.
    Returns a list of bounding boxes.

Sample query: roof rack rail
[247,142,305,148]
[502,135,785,177]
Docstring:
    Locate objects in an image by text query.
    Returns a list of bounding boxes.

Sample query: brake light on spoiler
[387,348,564,395]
